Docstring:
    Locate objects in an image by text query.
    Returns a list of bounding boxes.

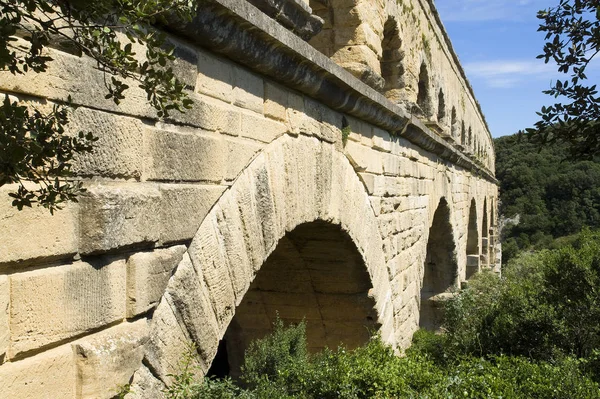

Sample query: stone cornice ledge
[165,0,497,184]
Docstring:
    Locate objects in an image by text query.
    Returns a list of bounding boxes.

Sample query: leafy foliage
[528,0,600,159]
[0,0,194,211]
[495,133,600,261]
[166,317,600,398]
[442,229,600,374]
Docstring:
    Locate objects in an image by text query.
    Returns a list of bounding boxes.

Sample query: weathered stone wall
[0,0,498,397]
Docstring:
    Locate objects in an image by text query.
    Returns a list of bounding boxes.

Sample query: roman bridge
[0,0,498,397]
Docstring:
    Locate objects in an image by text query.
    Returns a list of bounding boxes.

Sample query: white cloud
[464,60,557,88]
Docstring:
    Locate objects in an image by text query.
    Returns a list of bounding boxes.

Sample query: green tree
[529,0,600,159]
[0,0,194,212]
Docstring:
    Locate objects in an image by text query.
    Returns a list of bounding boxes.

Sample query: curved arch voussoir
[138,134,395,387]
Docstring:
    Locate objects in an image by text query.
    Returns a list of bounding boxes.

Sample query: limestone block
[382,153,401,176]
[0,275,8,362]
[166,253,219,367]
[331,45,381,79]
[172,95,240,136]
[9,259,126,356]
[264,81,288,121]
[79,183,161,254]
[73,320,149,399]
[188,218,236,329]
[68,107,144,179]
[0,183,78,265]
[0,342,76,399]
[285,91,306,135]
[166,37,199,89]
[0,44,153,119]
[241,111,288,143]
[372,128,392,152]
[144,128,227,182]
[345,141,383,174]
[214,196,253,303]
[233,66,264,114]
[233,174,267,271]
[126,246,187,318]
[126,364,166,399]
[304,97,342,143]
[334,24,382,56]
[358,172,376,195]
[224,137,264,181]
[158,184,227,244]
[145,293,202,384]
[196,49,234,103]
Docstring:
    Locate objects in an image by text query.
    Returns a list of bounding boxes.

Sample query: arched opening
[416,63,432,118]
[420,198,458,331]
[381,17,404,102]
[437,89,446,123]
[481,198,489,268]
[461,121,466,146]
[210,221,379,379]
[450,107,457,140]
[465,199,480,280]
[468,127,473,149]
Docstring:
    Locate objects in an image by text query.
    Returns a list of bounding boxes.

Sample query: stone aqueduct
[0,0,498,397]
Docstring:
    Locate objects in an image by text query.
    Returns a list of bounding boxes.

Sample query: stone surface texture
[0,0,499,397]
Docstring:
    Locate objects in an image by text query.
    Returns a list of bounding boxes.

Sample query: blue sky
[436,0,599,138]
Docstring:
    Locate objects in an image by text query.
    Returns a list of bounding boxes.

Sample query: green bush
[443,230,600,365]
[167,320,599,399]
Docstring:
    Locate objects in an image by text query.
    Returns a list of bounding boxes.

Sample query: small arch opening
[420,198,458,331]
[437,89,446,123]
[450,107,457,139]
[210,221,379,379]
[416,63,432,118]
[381,17,404,101]
[461,122,466,146]
[468,127,473,149]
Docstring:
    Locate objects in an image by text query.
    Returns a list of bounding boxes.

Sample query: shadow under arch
[419,197,458,331]
[465,198,480,279]
[211,220,380,379]
[134,134,395,390]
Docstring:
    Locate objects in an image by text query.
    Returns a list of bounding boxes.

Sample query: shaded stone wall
[0,0,498,397]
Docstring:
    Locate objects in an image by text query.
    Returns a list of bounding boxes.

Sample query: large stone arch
[130,135,394,392]
[481,197,489,268]
[465,198,480,280]
[419,197,458,331]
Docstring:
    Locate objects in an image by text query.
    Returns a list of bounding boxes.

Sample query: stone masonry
[0,0,498,397]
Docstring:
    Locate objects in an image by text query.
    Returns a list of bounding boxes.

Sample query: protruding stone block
[73,320,149,399]
[0,184,78,266]
[9,259,126,356]
[79,184,161,254]
[126,246,187,318]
